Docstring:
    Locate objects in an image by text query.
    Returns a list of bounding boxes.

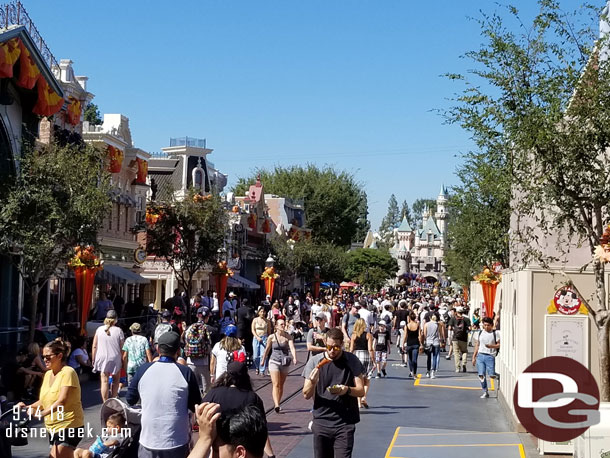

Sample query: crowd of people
[1,284,500,458]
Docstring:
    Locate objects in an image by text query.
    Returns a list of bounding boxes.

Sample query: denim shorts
[476,353,496,377]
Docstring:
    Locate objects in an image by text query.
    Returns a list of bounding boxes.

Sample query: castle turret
[435,184,448,238]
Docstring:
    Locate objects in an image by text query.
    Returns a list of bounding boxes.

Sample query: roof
[396,216,413,232]
[246,176,264,203]
[439,183,448,197]
[420,216,441,240]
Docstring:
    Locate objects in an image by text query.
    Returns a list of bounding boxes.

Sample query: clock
[134,248,147,264]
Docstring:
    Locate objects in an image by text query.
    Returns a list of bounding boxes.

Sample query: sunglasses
[326,345,342,352]
[42,354,57,361]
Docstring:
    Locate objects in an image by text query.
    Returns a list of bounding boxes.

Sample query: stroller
[0,398,30,458]
[100,398,141,458]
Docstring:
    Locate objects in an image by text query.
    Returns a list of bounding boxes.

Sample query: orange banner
[66,97,82,126]
[32,77,64,117]
[480,281,498,317]
[136,157,148,183]
[16,40,40,89]
[108,145,124,173]
[264,277,276,299]
[0,38,20,78]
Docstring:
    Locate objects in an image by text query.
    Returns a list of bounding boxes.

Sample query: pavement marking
[518,444,526,458]
[413,373,496,391]
[397,432,518,437]
[393,443,522,448]
[385,427,401,458]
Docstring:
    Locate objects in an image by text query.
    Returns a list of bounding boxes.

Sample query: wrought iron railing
[0,1,59,71]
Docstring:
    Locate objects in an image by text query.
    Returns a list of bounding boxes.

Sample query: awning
[228,274,260,290]
[96,264,150,284]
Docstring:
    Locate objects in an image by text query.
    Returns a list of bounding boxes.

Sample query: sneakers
[375,373,381,378]
[425,371,430,378]
[401,363,408,367]
[381,369,387,377]
[445,355,451,360]
[430,371,436,379]
[480,392,489,399]
[455,369,461,372]
[462,365,467,373]
[408,372,413,379]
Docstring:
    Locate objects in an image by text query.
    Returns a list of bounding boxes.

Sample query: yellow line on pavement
[491,377,495,391]
[397,432,516,437]
[416,383,481,390]
[414,374,421,385]
[518,443,526,458]
[393,443,521,448]
[385,427,401,458]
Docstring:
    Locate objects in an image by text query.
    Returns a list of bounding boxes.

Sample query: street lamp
[265,255,275,268]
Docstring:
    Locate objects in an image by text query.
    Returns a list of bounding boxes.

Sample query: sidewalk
[283,350,539,458]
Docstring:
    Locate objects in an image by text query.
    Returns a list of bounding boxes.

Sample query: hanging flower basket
[68,246,103,335]
[474,266,501,317]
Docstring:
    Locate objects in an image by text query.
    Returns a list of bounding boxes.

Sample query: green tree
[233,165,367,247]
[345,248,397,290]
[378,194,400,244]
[354,194,371,243]
[400,200,412,226]
[444,150,510,287]
[146,190,227,320]
[444,1,610,399]
[411,198,436,228]
[84,102,102,126]
[0,142,111,342]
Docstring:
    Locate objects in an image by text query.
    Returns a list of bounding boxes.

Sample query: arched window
[192,157,206,193]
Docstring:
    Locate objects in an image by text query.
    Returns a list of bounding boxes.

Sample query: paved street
[11,343,546,458]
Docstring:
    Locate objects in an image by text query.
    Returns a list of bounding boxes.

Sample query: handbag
[281,355,292,366]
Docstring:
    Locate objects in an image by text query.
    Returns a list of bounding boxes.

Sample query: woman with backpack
[184,307,213,395]
[210,325,246,382]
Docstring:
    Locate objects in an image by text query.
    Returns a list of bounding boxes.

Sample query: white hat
[229,292,236,297]
[399,320,406,327]
[456,306,464,313]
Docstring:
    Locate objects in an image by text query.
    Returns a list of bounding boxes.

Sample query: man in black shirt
[302,328,365,458]
[236,299,255,358]
[447,306,471,373]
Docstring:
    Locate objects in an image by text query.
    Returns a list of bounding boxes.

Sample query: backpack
[479,330,500,355]
[154,322,173,344]
[453,318,468,341]
[184,323,211,358]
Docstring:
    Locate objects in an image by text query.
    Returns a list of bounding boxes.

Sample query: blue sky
[28,0,585,231]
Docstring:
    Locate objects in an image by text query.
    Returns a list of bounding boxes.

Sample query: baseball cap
[106,309,117,319]
[129,322,141,333]
[161,309,171,318]
[378,321,387,327]
[197,306,210,317]
[456,306,464,313]
[399,320,406,327]
[315,312,327,321]
[225,324,238,337]
[157,331,180,353]
[229,292,236,297]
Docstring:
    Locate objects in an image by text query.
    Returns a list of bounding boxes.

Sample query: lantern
[248,213,257,229]
[262,218,271,233]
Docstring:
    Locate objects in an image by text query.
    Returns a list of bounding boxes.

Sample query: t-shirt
[122,335,150,375]
[358,308,375,331]
[478,330,500,356]
[126,358,201,450]
[211,342,246,378]
[203,386,265,415]
[39,365,84,431]
[448,316,471,342]
[342,313,358,337]
[306,327,329,355]
[95,300,113,320]
[68,348,89,370]
[302,352,364,427]
[373,329,391,352]
[310,304,322,320]
[394,309,409,329]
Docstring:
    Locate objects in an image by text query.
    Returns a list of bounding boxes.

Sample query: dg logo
[513,356,600,442]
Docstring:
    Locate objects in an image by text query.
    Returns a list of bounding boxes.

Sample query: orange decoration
[16,40,40,89]
[32,77,64,117]
[0,38,20,78]
[262,218,271,233]
[248,213,257,229]
[108,145,124,173]
[66,97,82,126]
[232,205,240,213]
[136,157,148,184]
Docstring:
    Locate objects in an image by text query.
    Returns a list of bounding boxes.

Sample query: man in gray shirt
[307,313,329,356]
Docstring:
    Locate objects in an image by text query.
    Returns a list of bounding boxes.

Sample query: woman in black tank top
[403,312,421,379]
[349,318,375,408]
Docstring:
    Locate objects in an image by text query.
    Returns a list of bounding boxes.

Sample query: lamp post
[265,255,275,269]
[263,255,277,300]
[313,265,321,299]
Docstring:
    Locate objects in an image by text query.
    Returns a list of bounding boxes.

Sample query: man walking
[302,328,365,458]
[307,313,329,357]
[472,317,500,398]
[127,332,201,457]
[448,306,471,373]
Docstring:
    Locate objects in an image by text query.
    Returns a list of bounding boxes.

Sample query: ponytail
[104,317,117,336]
[44,339,71,362]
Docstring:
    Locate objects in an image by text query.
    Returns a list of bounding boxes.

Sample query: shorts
[268,359,290,374]
[374,351,387,364]
[354,350,375,379]
[476,353,496,377]
[47,426,84,449]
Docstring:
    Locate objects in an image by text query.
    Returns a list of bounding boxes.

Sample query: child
[74,412,126,458]
[373,321,391,378]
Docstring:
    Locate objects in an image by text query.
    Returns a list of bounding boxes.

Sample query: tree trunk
[185,278,192,325]
[599,321,610,402]
[594,260,610,401]
[27,283,40,344]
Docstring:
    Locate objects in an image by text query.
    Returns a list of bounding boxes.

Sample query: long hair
[104,317,117,336]
[220,336,241,352]
[212,369,253,391]
[352,318,366,339]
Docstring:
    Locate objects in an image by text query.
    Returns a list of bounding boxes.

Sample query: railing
[169,137,206,148]
[0,1,59,71]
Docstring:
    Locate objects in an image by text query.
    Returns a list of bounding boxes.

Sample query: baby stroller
[100,398,141,458]
[0,398,30,458]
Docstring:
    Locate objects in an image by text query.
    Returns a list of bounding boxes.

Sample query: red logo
[513,356,600,442]
[553,287,581,315]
